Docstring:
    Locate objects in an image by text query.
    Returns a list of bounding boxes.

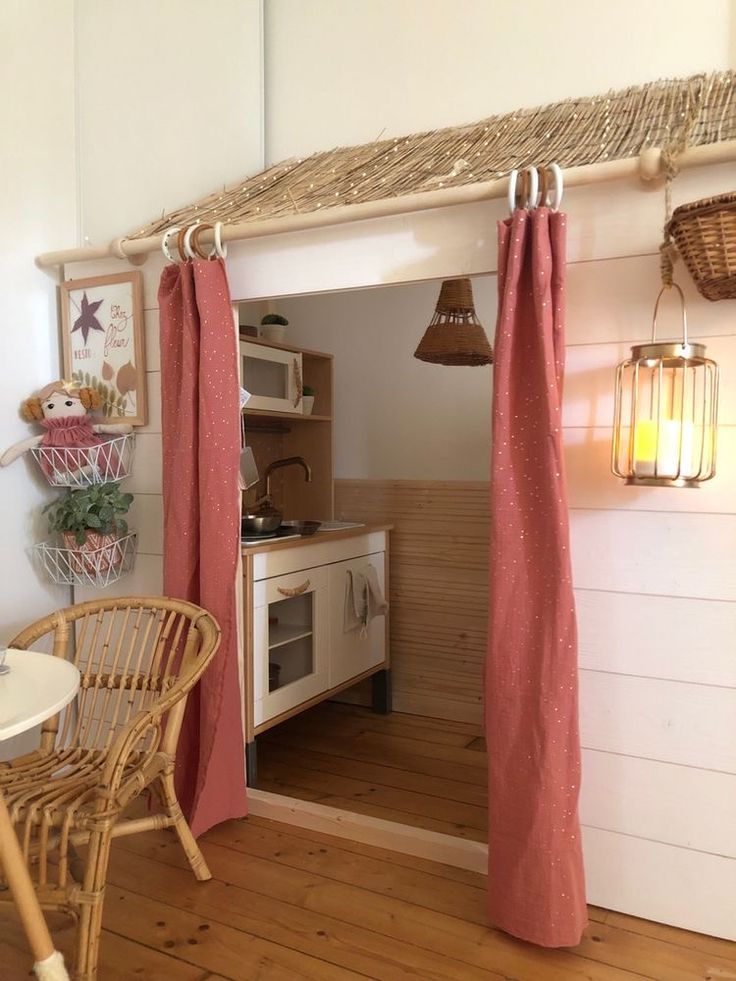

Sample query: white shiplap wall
[65,255,167,606]
[231,166,736,938]
[66,159,736,938]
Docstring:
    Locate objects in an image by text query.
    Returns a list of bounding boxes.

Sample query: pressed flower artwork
[60,271,147,425]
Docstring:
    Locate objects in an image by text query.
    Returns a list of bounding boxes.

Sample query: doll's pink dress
[39,417,118,480]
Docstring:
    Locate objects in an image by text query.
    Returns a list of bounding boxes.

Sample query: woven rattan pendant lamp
[414,278,493,365]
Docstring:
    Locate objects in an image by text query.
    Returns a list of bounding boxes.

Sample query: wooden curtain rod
[35,141,736,269]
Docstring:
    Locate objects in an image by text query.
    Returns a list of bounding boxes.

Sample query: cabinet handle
[277,578,311,597]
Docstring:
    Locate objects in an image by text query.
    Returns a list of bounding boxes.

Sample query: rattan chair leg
[158,772,211,881]
[0,794,66,977]
[74,827,113,981]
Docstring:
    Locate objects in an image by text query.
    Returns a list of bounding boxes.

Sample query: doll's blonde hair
[21,380,101,421]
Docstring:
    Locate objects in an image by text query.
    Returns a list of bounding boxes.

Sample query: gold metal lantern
[611,284,719,487]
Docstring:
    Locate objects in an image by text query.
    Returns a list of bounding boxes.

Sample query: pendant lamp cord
[659,75,706,287]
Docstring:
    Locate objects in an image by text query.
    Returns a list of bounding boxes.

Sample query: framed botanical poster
[60,271,147,425]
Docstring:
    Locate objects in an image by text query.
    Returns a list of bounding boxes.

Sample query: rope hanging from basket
[659,76,705,286]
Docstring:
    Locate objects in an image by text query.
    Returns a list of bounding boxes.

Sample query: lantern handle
[651,282,688,346]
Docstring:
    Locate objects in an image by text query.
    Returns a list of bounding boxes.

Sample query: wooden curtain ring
[516,168,528,211]
[537,166,548,208]
[523,166,538,209]
[177,227,192,262]
[190,222,216,259]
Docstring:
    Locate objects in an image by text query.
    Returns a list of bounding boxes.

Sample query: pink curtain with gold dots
[485,207,587,946]
[158,258,247,838]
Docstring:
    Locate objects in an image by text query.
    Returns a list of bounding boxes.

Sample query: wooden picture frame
[60,271,147,426]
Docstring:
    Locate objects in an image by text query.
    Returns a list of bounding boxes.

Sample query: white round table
[0,649,80,981]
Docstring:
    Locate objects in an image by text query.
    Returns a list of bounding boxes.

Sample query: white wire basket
[30,433,135,488]
[33,532,137,588]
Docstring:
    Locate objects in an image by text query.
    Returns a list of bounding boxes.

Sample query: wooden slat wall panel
[575,590,736,686]
[583,827,736,941]
[579,671,736,772]
[335,480,488,722]
[570,510,736,601]
[580,749,736,857]
[564,334,736,428]
[565,253,736,345]
[565,426,736,513]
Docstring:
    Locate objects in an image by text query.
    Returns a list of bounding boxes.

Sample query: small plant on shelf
[43,482,134,576]
[260,313,289,343]
[302,385,316,415]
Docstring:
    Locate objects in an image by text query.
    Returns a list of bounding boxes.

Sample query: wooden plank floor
[2,813,735,979]
[258,700,489,841]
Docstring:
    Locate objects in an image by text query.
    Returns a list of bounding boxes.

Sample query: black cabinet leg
[246,739,258,787]
[371,669,392,715]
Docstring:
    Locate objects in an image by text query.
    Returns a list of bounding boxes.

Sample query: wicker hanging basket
[414,278,493,366]
[667,192,736,301]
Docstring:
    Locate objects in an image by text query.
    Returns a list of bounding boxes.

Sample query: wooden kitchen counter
[241,523,393,556]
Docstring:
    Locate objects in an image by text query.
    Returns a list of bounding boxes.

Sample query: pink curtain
[158,258,247,838]
[485,208,586,946]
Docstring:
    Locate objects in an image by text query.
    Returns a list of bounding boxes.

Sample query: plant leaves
[44,481,133,538]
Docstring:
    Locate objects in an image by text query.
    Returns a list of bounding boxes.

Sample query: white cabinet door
[328,551,387,689]
[253,565,328,726]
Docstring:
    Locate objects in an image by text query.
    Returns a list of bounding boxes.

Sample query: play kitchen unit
[239,333,391,783]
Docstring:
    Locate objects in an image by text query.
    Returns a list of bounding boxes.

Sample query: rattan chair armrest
[99,669,200,795]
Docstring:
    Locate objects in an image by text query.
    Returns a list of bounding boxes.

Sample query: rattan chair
[0,597,221,981]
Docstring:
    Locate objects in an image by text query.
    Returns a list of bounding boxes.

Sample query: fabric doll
[0,380,132,481]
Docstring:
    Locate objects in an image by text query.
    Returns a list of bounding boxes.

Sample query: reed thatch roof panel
[129,71,736,239]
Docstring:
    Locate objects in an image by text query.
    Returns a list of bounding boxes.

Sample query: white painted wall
[265,0,734,162]
[0,0,264,747]
[0,1,77,639]
[0,0,264,627]
[74,0,264,244]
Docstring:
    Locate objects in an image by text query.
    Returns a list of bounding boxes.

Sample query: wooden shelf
[244,408,332,422]
[269,624,313,650]
[238,332,334,360]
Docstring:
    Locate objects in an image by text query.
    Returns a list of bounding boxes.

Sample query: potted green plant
[260,313,289,344]
[302,384,316,415]
[44,481,133,574]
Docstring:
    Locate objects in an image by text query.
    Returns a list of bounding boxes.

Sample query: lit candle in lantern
[633,419,694,479]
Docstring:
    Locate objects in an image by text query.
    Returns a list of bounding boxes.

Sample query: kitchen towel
[344,566,388,636]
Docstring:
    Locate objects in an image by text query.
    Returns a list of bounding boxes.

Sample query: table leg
[0,791,69,980]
